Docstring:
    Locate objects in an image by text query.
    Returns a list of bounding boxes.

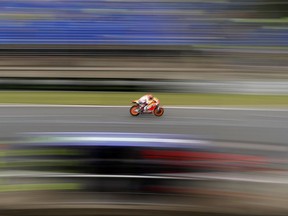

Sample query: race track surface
[1,105,288,163]
[0,105,287,145]
[1,105,288,215]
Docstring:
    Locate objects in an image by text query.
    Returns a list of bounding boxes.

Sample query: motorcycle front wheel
[154,107,164,117]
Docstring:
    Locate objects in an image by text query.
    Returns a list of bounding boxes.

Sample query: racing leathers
[138,95,158,112]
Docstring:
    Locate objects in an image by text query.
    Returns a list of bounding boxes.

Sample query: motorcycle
[130,100,164,117]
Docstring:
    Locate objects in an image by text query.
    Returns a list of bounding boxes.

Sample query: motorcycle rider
[138,94,159,112]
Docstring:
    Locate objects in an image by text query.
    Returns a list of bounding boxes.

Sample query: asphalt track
[1,105,288,215]
[0,105,288,146]
[1,105,288,165]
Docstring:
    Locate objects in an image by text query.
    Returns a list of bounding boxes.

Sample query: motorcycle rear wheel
[130,105,140,116]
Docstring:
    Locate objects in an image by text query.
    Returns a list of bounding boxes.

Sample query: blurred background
[0,0,288,216]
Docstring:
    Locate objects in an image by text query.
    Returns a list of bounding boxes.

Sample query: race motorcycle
[130,100,164,117]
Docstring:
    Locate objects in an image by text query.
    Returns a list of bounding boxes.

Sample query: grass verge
[0,91,288,106]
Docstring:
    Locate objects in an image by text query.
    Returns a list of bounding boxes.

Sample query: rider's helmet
[147,94,153,100]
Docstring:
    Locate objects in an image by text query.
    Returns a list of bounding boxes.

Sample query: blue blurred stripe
[0,1,286,46]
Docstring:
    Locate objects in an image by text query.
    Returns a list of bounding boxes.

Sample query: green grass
[0,183,81,192]
[0,91,288,106]
[194,44,288,50]
[231,18,288,24]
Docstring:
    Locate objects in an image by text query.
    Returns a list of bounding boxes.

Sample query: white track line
[0,104,287,111]
[0,67,230,72]
[2,172,288,184]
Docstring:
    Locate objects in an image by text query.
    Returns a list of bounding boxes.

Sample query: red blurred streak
[146,186,264,199]
[141,150,267,164]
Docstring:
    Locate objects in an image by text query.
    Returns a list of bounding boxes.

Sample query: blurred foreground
[1,107,288,216]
